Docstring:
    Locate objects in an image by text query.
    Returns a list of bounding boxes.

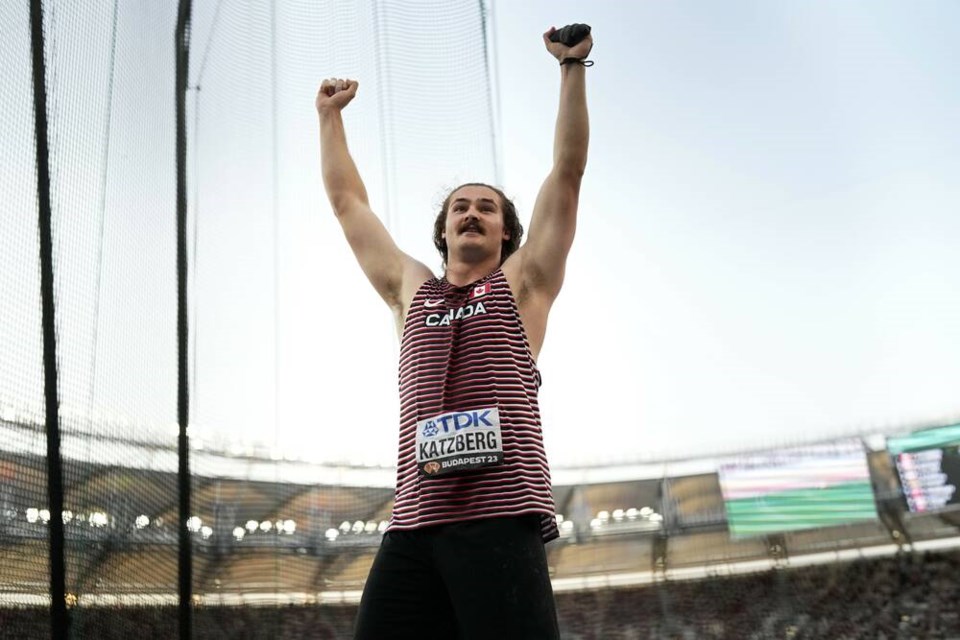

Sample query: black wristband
[560,57,594,67]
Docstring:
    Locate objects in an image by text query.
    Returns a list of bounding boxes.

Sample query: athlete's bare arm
[316,78,432,333]
[502,28,591,359]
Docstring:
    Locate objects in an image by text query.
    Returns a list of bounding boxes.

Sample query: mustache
[458,220,484,234]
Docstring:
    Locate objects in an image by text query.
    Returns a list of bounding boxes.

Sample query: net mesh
[40,0,181,632]
[1,2,50,638]
[2,0,496,636]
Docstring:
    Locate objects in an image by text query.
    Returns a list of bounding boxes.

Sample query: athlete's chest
[416,281,498,328]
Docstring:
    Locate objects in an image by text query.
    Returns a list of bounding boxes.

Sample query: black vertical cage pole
[28,1,68,638]
[175,0,193,637]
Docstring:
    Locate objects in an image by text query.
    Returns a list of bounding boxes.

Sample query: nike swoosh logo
[424,299,444,308]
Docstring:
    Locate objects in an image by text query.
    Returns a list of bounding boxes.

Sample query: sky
[3,1,959,471]
[486,1,960,466]
[276,0,960,468]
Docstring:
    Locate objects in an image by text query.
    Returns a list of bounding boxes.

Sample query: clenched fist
[316,78,358,114]
[543,26,593,63]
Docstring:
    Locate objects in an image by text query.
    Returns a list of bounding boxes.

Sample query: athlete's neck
[444,258,500,287]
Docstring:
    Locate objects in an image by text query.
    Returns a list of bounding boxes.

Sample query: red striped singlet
[387,269,559,542]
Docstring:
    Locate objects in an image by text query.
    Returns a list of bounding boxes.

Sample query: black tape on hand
[549,23,591,47]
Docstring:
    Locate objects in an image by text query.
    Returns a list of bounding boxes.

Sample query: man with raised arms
[317,23,593,640]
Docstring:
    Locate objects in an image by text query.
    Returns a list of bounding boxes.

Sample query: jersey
[386,268,559,542]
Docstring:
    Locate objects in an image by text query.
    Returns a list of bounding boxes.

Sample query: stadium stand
[5,422,960,637]
[3,549,960,638]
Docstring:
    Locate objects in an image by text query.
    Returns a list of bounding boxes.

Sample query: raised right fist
[316,78,358,114]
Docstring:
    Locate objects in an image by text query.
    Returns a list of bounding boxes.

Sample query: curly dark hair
[432,183,523,268]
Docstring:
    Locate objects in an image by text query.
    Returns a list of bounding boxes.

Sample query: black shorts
[353,514,559,640]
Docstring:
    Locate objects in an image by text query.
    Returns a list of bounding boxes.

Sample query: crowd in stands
[2,549,957,638]
[0,604,356,639]
[558,549,960,639]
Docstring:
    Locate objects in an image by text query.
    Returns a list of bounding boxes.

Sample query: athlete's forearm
[552,64,589,179]
[318,108,370,213]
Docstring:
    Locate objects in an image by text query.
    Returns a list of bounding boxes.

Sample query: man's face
[442,185,510,263]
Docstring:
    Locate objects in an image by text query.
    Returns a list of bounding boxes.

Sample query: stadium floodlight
[561,520,574,532]
[283,519,296,534]
[626,508,639,520]
[556,513,565,524]
[245,520,258,533]
[364,521,377,534]
[39,509,50,524]
[186,516,202,533]
[233,527,245,540]
[640,506,653,517]
[275,520,285,533]
[590,518,602,530]
[135,515,150,529]
[325,528,339,541]
[597,510,610,523]
[378,521,388,533]
[339,521,351,533]
[259,520,272,532]
[352,520,365,534]
[200,526,213,539]
[613,509,625,522]
[62,510,74,524]
[649,513,663,523]
[90,512,108,528]
[26,508,39,523]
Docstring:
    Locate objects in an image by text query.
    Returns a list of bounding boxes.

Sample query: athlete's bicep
[336,197,430,308]
[510,170,579,302]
